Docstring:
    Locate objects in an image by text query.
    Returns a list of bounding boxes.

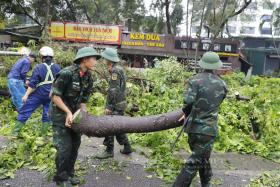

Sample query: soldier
[50,47,100,186]
[7,52,36,110]
[96,48,132,159]
[172,52,227,187]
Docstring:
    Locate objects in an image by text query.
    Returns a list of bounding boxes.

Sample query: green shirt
[183,72,228,136]
[50,64,93,123]
[106,64,127,112]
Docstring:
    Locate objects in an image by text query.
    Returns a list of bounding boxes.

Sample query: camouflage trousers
[52,124,81,183]
[103,110,130,151]
[172,133,216,187]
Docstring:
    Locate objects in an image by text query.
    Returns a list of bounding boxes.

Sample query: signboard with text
[50,22,121,45]
[121,32,167,51]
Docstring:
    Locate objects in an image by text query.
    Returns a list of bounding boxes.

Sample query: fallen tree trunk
[72,109,184,137]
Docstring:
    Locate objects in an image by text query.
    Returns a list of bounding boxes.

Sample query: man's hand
[105,108,112,115]
[22,94,28,103]
[65,111,73,128]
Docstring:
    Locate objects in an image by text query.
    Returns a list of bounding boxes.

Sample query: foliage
[0,98,55,180]
[0,56,279,184]
[190,0,252,38]
[248,170,280,187]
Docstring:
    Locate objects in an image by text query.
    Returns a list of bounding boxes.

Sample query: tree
[170,0,184,35]
[0,0,147,35]
[72,109,184,137]
[151,0,184,34]
[190,0,252,38]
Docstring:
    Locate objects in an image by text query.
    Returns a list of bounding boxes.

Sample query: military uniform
[96,48,132,159]
[103,64,130,152]
[50,64,93,183]
[173,52,227,187]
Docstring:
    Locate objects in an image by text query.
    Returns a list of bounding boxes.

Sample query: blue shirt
[28,63,61,99]
[8,56,31,82]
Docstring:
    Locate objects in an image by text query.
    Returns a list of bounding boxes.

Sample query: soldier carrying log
[50,47,100,186]
[172,51,228,187]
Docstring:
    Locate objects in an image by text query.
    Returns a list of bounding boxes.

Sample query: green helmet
[198,51,223,70]
[101,48,120,63]
[74,47,100,63]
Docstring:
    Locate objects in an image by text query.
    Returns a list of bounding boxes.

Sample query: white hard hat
[19,47,31,56]
[39,46,54,57]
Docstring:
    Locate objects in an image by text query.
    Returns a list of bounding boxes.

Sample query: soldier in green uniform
[172,52,228,187]
[50,47,100,186]
[96,48,132,159]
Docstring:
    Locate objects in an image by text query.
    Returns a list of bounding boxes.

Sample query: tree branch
[220,0,252,30]
[15,0,42,26]
[213,0,252,38]
[64,0,77,21]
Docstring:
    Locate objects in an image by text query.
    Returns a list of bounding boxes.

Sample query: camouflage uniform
[103,64,130,152]
[50,64,93,183]
[173,71,227,187]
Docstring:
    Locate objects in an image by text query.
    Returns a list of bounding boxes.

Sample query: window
[240,14,256,22]
[214,44,221,51]
[241,27,255,34]
[225,45,232,52]
[191,42,198,49]
[227,26,237,34]
[180,42,188,49]
[261,15,272,22]
[202,43,210,50]
[261,28,272,35]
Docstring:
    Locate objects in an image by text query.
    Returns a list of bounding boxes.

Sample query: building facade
[188,0,280,38]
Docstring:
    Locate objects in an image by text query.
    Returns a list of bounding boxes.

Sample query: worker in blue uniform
[11,46,61,136]
[7,52,36,110]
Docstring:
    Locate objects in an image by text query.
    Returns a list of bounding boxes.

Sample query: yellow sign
[122,41,144,46]
[217,52,239,57]
[130,33,161,41]
[50,22,64,38]
[50,22,121,44]
[65,23,121,44]
[122,32,165,48]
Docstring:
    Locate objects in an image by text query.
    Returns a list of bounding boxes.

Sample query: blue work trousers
[7,78,26,110]
[17,94,51,123]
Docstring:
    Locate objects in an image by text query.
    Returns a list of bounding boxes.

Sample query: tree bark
[165,0,172,34]
[72,109,184,137]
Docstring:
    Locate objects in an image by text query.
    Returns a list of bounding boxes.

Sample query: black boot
[201,182,211,187]
[95,147,114,159]
[69,176,80,185]
[120,143,132,155]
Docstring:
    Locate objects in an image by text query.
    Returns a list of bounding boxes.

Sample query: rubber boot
[95,147,114,159]
[120,143,132,155]
[69,175,80,185]
[11,121,25,137]
[40,122,50,136]
[58,180,72,187]
[201,182,211,187]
